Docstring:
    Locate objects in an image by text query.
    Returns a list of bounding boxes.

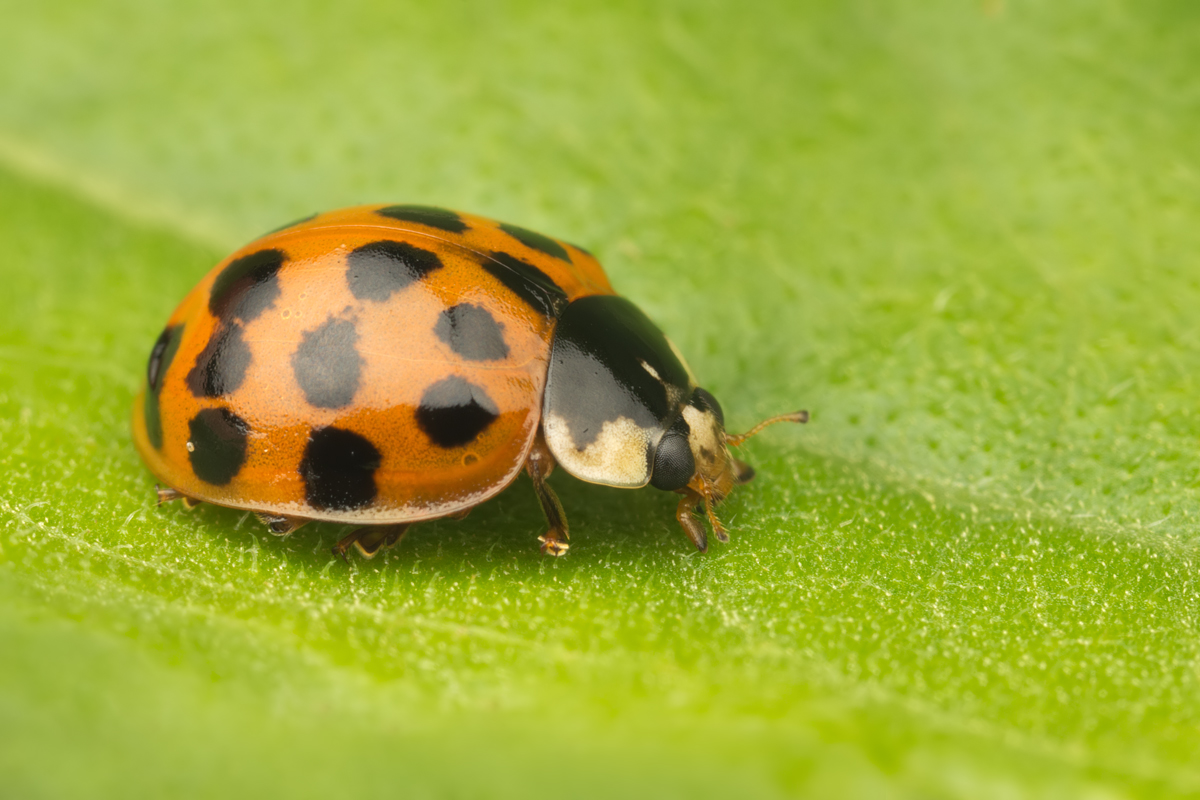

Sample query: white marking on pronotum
[639,359,661,381]
[543,414,652,487]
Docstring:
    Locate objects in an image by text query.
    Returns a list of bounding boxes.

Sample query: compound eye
[650,428,695,491]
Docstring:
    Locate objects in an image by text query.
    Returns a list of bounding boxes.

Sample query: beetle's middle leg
[526,435,569,556]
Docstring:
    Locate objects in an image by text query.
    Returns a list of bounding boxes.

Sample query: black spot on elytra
[416,377,499,448]
[188,408,250,486]
[544,295,692,450]
[186,323,251,398]
[651,414,695,492]
[147,325,180,389]
[300,427,382,511]
[292,317,362,409]
[376,205,468,234]
[143,397,166,451]
[482,252,568,318]
[143,324,184,449]
[264,213,317,235]
[346,240,444,301]
[435,303,510,362]
[209,249,286,323]
[499,223,571,262]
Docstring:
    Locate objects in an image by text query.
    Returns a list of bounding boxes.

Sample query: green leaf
[3,1,1200,796]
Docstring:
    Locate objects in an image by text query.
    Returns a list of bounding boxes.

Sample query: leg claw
[538,534,570,556]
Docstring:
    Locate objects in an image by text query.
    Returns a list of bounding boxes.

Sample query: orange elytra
[132,205,807,558]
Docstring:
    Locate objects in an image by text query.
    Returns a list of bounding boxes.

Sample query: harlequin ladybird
[132,205,807,558]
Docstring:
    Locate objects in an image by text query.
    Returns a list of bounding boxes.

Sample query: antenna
[724,410,808,447]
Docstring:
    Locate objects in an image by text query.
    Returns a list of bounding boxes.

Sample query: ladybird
[132,205,807,558]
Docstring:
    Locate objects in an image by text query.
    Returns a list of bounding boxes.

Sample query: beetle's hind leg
[526,436,570,556]
[156,484,202,509]
[255,513,309,536]
[334,524,410,560]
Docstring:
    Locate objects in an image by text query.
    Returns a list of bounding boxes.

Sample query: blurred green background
[3,1,1200,797]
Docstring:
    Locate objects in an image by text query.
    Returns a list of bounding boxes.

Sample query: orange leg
[526,436,570,556]
[254,512,309,536]
[692,477,731,545]
[675,488,708,552]
[155,484,202,509]
[334,524,411,560]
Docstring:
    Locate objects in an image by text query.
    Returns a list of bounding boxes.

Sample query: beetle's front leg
[675,488,708,552]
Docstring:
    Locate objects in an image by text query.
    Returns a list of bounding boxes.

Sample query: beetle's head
[650,387,808,549]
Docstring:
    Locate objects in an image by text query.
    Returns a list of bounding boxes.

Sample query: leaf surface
[2,2,1200,796]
